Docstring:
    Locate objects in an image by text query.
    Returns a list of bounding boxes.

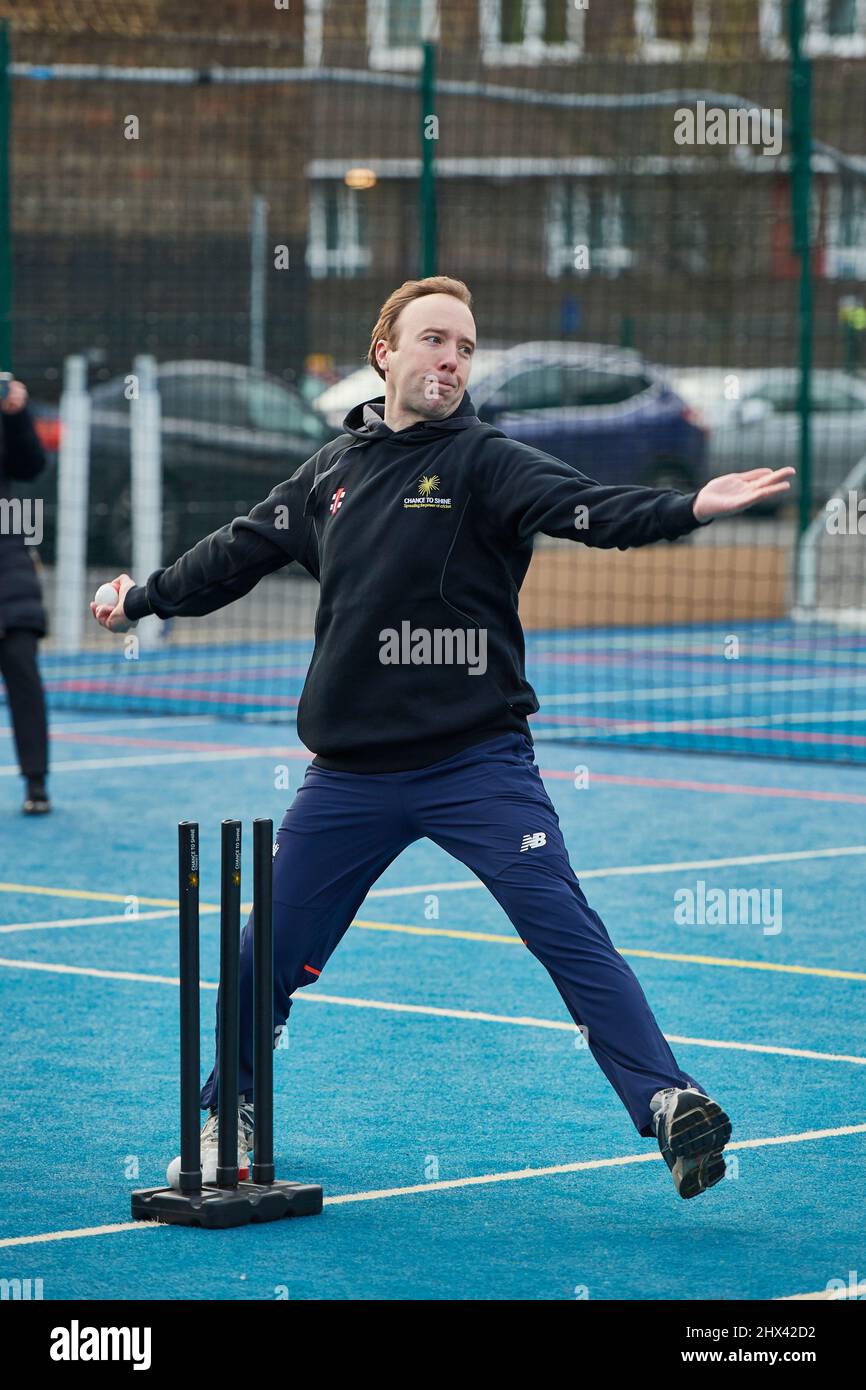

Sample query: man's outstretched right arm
[120,452,323,624]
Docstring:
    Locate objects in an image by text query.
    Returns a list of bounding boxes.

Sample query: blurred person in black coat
[0,376,51,814]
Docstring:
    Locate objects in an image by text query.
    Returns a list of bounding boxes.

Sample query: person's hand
[90,574,138,633]
[0,379,29,413]
[693,467,795,522]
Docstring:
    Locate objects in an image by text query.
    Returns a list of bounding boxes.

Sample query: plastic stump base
[131,1179,324,1229]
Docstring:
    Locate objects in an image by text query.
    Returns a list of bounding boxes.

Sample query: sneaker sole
[665,1095,732,1199]
[672,1150,727,1200]
[668,1096,732,1159]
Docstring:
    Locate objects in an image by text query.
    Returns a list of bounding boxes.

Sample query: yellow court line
[618,947,866,982]
[352,920,866,981]
[0,882,180,908]
[353,918,518,945]
[4,840,866,909]
[1,1120,864,1249]
[0,894,862,981]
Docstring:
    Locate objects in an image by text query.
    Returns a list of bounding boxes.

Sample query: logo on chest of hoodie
[403,473,451,510]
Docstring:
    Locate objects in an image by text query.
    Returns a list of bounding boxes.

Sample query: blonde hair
[367,276,473,381]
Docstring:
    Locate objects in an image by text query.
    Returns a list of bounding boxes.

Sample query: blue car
[472,343,709,493]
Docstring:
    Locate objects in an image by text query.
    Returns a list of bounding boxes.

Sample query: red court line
[535,712,866,746]
[44,680,300,706]
[54,665,311,684]
[681,724,866,747]
[538,767,866,804]
[45,731,313,756]
[32,729,864,803]
[535,640,865,658]
[535,651,866,678]
[49,732,282,752]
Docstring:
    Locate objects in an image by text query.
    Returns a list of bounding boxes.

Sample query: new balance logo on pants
[520,832,547,852]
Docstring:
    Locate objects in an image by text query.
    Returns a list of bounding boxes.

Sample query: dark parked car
[31,361,335,567]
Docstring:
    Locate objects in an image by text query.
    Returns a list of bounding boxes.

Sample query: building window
[545,182,636,278]
[307,185,372,279]
[634,0,711,60]
[760,0,866,57]
[367,0,440,70]
[480,0,585,66]
[825,180,866,279]
[808,0,866,52]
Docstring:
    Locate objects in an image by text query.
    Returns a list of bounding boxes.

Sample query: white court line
[1,1121,864,1250]
[0,747,295,777]
[0,957,862,1065]
[778,1279,866,1301]
[323,1122,866,1205]
[0,715,218,737]
[0,909,179,934]
[366,844,866,895]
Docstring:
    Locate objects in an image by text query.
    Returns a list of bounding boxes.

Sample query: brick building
[1,1,864,387]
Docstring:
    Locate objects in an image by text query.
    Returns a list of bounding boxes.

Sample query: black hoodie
[124,388,708,772]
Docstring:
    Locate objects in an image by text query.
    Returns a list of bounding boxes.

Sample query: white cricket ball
[93,583,119,610]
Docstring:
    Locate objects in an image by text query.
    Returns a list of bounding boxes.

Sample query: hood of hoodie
[340,387,482,445]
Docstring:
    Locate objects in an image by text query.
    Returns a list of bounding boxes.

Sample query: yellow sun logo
[418,474,440,496]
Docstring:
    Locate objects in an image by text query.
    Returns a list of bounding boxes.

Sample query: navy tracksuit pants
[200,732,702,1137]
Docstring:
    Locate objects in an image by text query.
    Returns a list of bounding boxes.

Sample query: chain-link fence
[2,0,865,760]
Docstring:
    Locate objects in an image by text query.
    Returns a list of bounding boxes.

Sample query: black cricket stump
[131,818,323,1228]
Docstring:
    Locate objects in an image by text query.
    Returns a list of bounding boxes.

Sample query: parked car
[672,367,866,510]
[318,342,708,492]
[30,361,335,567]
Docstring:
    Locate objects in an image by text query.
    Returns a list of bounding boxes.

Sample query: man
[93,276,792,1199]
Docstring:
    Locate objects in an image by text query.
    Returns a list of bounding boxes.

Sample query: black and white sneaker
[650,1087,732,1199]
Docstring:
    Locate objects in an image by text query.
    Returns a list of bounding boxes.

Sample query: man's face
[375,293,476,421]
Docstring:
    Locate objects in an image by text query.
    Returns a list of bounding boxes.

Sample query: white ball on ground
[166,1155,182,1190]
[93,583,119,610]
